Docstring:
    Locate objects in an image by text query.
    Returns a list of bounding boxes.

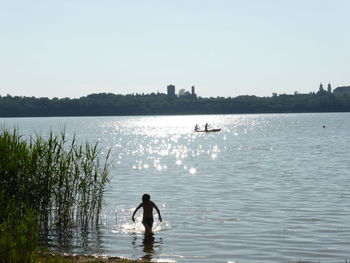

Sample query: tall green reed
[0,128,110,261]
[0,201,38,263]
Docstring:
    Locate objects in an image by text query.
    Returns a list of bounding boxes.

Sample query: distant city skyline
[1,1,349,99]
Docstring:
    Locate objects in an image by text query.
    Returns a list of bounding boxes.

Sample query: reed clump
[0,129,110,263]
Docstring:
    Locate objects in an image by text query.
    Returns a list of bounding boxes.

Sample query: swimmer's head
[142,193,150,202]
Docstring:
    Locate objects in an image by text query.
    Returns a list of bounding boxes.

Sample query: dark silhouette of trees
[1,92,350,117]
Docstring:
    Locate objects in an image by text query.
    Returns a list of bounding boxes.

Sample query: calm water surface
[2,113,350,263]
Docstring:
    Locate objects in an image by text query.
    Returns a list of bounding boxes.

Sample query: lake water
[1,113,350,263]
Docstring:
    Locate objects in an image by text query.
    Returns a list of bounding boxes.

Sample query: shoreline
[40,252,170,263]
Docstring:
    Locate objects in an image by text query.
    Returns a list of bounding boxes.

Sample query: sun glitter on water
[189,168,196,174]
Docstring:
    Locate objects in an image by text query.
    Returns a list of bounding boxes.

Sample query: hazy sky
[1,0,349,98]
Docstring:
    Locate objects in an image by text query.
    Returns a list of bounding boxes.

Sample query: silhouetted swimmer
[323,125,326,128]
[132,194,162,232]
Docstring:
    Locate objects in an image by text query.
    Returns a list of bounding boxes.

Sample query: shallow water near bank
[2,113,350,263]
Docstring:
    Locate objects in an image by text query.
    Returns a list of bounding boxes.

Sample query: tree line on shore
[1,91,350,117]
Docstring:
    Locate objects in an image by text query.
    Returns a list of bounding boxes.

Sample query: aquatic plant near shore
[0,129,110,262]
[0,201,39,263]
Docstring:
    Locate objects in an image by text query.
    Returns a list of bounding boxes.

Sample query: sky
[1,0,350,98]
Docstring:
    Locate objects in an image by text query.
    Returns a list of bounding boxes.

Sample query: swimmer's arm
[153,203,162,222]
[132,203,142,222]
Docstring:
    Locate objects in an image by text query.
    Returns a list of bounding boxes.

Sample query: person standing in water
[132,194,162,232]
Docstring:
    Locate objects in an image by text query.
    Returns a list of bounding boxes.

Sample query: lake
[1,113,350,263]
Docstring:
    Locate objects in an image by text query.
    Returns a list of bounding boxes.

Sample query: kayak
[194,129,221,133]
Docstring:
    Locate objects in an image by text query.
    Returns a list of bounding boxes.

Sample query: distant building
[319,83,324,93]
[167,85,176,97]
[327,83,332,93]
[333,86,350,96]
[178,89,186,97]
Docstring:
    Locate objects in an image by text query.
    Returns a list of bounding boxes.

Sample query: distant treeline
[1,91,350,117]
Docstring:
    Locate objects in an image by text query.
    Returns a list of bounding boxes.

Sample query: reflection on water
[132,232,163,261]
[45,226,104,255]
